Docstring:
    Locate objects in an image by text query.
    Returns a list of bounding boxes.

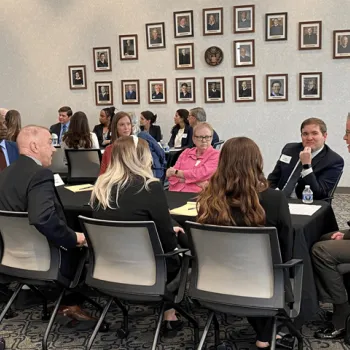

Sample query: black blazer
[168,124,193,148]
[268,143,344,200]
[49,122,62,136]
[140,125,162,142]
[93,124,110,147]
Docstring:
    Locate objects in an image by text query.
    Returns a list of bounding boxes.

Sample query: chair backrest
[186,221,285,310]
[0,211,62,281]
[213,140,224,150]
[48,146,68,174]
[65,149,102,184]
[329,170,343,199]
[78,216,167,297]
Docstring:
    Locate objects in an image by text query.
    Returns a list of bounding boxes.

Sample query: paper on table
[65,184,94,193]
[288,203,321,216]
[170,201,197,216]
[54,174,65,187]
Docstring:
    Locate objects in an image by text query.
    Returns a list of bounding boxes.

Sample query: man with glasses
[268,117,343,200]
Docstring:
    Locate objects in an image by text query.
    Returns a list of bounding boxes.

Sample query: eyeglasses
[194,135,212,141]
[345,130,350,136]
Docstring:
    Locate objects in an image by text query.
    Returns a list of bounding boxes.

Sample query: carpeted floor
[0,194,349,350]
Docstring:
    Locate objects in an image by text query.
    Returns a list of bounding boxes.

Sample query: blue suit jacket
[5,141,19,165]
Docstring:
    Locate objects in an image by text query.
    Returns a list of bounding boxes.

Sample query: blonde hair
[91,136,157,209]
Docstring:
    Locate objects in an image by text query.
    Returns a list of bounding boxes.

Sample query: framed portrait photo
[266,74,288,102]
[175,43,194,70]
[148,79,167,104]
[204,77,225,103]
[234,40,255,67]
[333,30,350,59]
[299,72,322,100]
[234,75,255,102]
[119,35,138,60]
[233,5,255,33]
[68,65,87,90]
[174,10,193,38]
[93,47,111,72]
[203,8,223,36]
[95,81,113,106]
[146,22,165,49]
[265,12,288,41]
[121,80,140,105]
[299,21,322,50]
[176,77,195,104]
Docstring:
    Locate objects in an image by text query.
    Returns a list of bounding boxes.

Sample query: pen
[78,185,94,191]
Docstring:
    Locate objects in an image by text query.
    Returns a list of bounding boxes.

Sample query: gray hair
[190,107,206,122]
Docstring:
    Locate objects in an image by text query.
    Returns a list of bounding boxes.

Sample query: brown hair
[300,118,327,135]
[197,137,268,226]
[58,106,73,117]
[110,112,132,143]
[5,110,21,142]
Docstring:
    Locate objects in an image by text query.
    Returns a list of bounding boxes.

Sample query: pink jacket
[169,146,220,193]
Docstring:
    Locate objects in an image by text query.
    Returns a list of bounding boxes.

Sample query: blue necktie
[61,124,67,142]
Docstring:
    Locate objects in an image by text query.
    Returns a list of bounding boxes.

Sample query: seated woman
[91,136,185,336]
[197,137,293,350]
[92,106,115,147]
[140,110,162,142]
[168,109,192,148]
[5,109,21,142]
[60,111,99,164]
[166,122,219,192]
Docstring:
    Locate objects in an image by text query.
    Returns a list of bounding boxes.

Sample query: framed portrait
[265,12,288,41]
[233,5,255,33]
[174,10,193,38]
[333,30,350,59]
[266,74,288,102]
[234,75,255,102]
[176,77,195,103]
[299,21,322,50]
[148,79,167,104]
[299,72,322,100]
[234,40,255,67]
[95,81,113,106]
[119,35,138,60]
[121,80,140,105]
[68,65,87,90]
[93,47,111,72]
[146,22,165,49]
[175,43,194,70]
[203,8,223,36]
[204,77,225,103]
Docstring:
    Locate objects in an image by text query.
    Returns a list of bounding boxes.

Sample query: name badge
[182,133,188,138]
[280,154,292,164]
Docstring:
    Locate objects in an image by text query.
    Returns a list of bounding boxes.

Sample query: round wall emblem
[205,46,224,66]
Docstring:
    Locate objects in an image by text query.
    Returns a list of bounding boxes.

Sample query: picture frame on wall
[234,40,255,67]
[174,10,194,38]
[95,81,113,106]
[148,79,167,104]
[68,65,87,90]
[93,47,112,72]
[299,21,322,50]
[176,77,195,103]
[204,77,225,103]
[175,43,194,70]
[234,75,255,102]
[265,12,288,41]
[121,80,140,105]
[233,5,255,33]
[119,35,138,60]
[333,30,350,59]
[266,74,288,102]
[203,8,223,36]
[299,72,322,100]
[146,22,166,49]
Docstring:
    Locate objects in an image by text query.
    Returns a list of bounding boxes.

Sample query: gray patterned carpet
[0,194,349,350]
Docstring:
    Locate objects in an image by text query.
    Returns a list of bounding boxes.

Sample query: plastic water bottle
[51,133,58,146]
[160,139,170,152]
[302,185,313,204]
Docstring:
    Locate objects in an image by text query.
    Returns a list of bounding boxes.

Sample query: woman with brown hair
[5,109,21,142]
[197,137,293,349]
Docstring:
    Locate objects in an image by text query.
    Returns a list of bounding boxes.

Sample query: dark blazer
[270,25,283,36]
[0,155,78,277]
[179,53,190,65]
[268,143,344,200]
[49,122,62,137]
[93,124,110,147]
[209,90,221,98]
[188,128,219,148]
[140,125,162,142]
[303,33,317,45]
[4,141,19,164]
[239,88,252,97]
[125,90,136,100]
[168,124,193,148]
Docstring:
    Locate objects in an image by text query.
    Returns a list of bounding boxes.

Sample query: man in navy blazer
[268,118,344,200]
[49,106,72,143]
[0,120,19,170]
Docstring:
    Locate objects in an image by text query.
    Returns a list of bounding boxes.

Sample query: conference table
[57,186,338,327]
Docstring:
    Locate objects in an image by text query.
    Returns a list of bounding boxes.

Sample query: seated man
[311,113,350,341]
[0,120,19,171]
[50,106,72,143]
[268,117,344,200]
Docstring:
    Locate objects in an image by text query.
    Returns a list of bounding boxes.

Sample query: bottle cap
[305,185,310,189]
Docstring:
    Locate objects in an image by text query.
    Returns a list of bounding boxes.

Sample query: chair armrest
[156,248,191,258]
[69,248,89,289]
[274,259,303,268]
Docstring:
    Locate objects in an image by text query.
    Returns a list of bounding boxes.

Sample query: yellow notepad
[170,201,197,216]
[65,184,94,193]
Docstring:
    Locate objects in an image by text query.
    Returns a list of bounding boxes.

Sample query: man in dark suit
[270,81,284,96]
[179,49,190,65]
[97,52,108,68]
[303,27,317,45]
[304,79,318,95]
[99,86,110,101]
[338,35,350,53]
[125,85,136,100]
[311,113,350,341]
[208,83,221,98]
[0,120,19,171]
[152,84,163,100]
[49,106,72,143]
[239,47,251,63]
[239,81,252,97]
[180,83,192,99]
[270,18,283,36]
[268,117,344,200]
[177,17,190,33]
[238,11,251,28]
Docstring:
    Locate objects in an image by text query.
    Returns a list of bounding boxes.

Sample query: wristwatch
[302,164,312,169]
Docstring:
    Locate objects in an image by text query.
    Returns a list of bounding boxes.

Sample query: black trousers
[247,317,274,342]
